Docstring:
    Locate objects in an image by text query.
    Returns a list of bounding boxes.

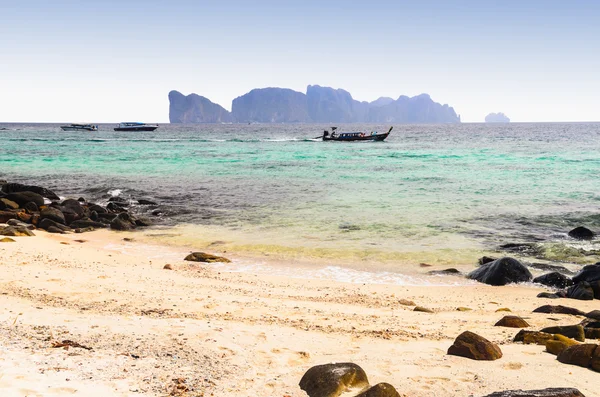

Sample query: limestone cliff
[168,90,233,123]
[231,88,310,123]
[485,112,510,123]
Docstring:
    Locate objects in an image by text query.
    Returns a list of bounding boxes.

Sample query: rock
[572,263,600,283]
[398,299,415,306]
[0,237,16,242]
[485,112,510,123]
[529,262,575,275]
[40,206,66,225]
[138,199,158,205]
[589,280,600,299]
[184,252,231,263]
[482,388,585,397]
[495,316,530,328]
[5,191,44,208]
[38,218,72,233]
[88,204,107,214]
[537,292,561,299]
[557,343,598,369]
[513,330,553,345]
[69,219,108,229]
[298,362,369,397]
[540,325,585,342]
[585,328,600,339]
[467,257,532,286]
[413,306,434,313]
[496,308,512,312]
[23,201,39,213]
[478,256,497,265]
[546,334,580,355]
[0,225,35,236]
[0,198,19,210]
[47,225,65,234]
[566,282,594,301]
[498,243,541,256]
[110,213,136,231]
[586,310,600,320]
[354,383,400,397]
[0,210,17,223]
[106,202,127,212]
[568,226,595,241]
[533,272,573,289]
[447,331,502,360]
[532,305,586,316]
[592,345,600,371]
[6,219,35,229]
[457,307,472,311]
[169,90,234,123]
[163,264,173,270]
[134,217,152,227]
[1,182,60,200]
[427,268,461,275]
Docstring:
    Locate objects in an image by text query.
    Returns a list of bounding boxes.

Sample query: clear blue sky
[1,0,599,122]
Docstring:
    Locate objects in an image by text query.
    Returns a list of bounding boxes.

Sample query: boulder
[557,344,598,369]
[584,328,600,339]
[467,257,532,286]
[88,204,108,214]
[495,315,530,328]
[23,201,39,213]
[6,191,44,208]
[110,213,136,231]
[40,206,66,225]
[1,182,60,200]
[572,263,600,283]
[138,199,158,205]
[106,202,127,212]
[47,225,65,234]
[184,252,231,263]
[566,282,594,301]
[539,325,585,342]
[478,256,496,265]
[482,388,585,397]
[299,362,369,397]
[354,383,400,397]
[69,219,108,229]
[533,272,573,289]
[0,225,35,237]
[532,305,586,316]
[6,219,35,230]
[586,310,600,320]
[537,292,561,299]
[546,334,580,355]
[0,198,19,210]
[513,330,553,345]
[529,262,575,275]
[447,331,502,360]
[568,226,595,241]
[0,237,16,243]
[38,218,72,233]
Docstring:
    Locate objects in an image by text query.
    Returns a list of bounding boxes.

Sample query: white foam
[107,189,122,197]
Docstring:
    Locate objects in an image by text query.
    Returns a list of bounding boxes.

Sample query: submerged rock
[299,362,369,397]
[568,226,595,241]
[447,331,502,360]
[468,257,532,286]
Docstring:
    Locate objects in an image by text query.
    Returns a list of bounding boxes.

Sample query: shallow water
[2,122,600,271]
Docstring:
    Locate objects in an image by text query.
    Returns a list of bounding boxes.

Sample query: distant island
[169,85,461,124]
[485,112,510,123]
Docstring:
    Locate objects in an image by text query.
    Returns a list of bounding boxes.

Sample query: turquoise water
[2,122,600,269]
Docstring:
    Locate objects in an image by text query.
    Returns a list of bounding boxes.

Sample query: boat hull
[323,132,390,142]
[114,126,158,131]
[60,125,97,132]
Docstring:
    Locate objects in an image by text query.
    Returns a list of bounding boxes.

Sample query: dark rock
[589,280,600,299]
[495,315,530,328]
[88,204,107,214]
[1,183,59,200]
[108,196,128,203]
[427,268,461,275]
[47,225,65,234]
[40,206,66,225]
[77,197,86,202]
[184,252,231,263]
[586,310,600,320]
[557,343,598,369]
[0,210,18,223]
[566,282,594,301]
[532,305,586,316]
[447,331,502,360]
[74,227,95,233]
[572,263,600,283]
[529,262,575,275]
[151,209,163,216]
[513,330,553,345]
[69,219,108,229]
[134,217,151,227]
[467,257,532,286]
[354,383,400,397]
[110,213,136,231]
[38,218,72,232]
[0,225,35,236]
[106,202,127,212]
[299,362,369,397]
[498,243,541,256]
[61,198,82,209]
[537,292,561,299]
[6,191,44,207]
[482,387,585,396]
[546,334,580,355]
[585,328,600,339]
[96,212,117,221]
[6,219,34,229]
[568,226,595,241]
[533,272,573,289]
[23,201,39,213]
[137,199,158,205]
[540,325,585,342]
[414,306,434,313]
[478,256,497,265]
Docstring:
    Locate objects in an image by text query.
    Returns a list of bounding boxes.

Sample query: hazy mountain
[485,112,510,123]
[169,86,460,123]
[231,88,310,123]
[168,90,233,123]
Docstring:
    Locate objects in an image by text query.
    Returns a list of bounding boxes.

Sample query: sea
[2,122,600,284]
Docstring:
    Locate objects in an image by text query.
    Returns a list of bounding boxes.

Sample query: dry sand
[0,229,598,397]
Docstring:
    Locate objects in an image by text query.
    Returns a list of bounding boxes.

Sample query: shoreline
[1,229,599,396]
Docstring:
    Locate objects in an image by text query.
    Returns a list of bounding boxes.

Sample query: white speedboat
[114,122,159,132]
[60,123,98,131]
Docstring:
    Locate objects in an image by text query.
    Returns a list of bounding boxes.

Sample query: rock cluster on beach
[0,181,152,235]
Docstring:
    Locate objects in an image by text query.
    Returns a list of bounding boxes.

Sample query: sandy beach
[1,229,598,397]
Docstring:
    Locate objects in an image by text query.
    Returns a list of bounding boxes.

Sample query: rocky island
[169,85,461,123]
[485,112,510,123]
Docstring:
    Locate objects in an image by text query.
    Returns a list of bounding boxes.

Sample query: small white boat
[114,122,159,132]
[60,123,98,132]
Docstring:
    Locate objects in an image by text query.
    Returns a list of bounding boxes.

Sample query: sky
[1,0,599,123]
